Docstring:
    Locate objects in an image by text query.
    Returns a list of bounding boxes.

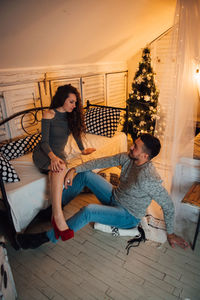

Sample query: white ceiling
[0,0,176,69]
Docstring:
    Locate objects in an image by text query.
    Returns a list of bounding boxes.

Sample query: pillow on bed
[0,152,20,182]
[85,107,121,138]
[0,133,41,161]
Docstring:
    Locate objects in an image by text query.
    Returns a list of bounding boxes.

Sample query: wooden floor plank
[1,192,200,300]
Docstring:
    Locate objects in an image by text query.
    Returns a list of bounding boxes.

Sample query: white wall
[0,0,175,70]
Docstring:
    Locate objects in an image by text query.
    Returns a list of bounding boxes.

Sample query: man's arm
[75,152,127,173]
[64,153,127,188]
[143,180,175,233]
[143,180,189,249]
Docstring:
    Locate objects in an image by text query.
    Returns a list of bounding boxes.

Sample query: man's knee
[75,171,94,183]
[80,204,98,220]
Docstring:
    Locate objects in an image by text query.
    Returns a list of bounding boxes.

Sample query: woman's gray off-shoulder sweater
[33,109,84,171]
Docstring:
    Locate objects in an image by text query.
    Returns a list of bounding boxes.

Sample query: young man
[16,134,189,250]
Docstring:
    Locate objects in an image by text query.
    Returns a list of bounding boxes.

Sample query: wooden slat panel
[38,81,51,107]
[2,83,41,139]
[50,78,81,99]
[106,72,127,108]
[150,29,176,88]
[82,74,105,106]
[0,96,10,141]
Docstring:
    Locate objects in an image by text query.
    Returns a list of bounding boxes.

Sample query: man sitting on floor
[16,134,189,250]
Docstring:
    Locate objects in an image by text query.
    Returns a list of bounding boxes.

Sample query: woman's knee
[49,165,67,180]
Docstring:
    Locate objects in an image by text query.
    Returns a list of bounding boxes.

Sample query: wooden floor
[2,193,200,300]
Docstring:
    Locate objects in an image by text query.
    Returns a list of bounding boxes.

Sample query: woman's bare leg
[49,166,69,231]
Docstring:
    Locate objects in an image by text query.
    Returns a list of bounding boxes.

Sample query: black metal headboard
[0,101,128,138]
[0,106,49,137]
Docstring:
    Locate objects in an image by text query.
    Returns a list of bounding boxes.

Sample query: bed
[0,102,128,246]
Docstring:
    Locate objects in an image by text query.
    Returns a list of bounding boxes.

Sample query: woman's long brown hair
[50,84,85,138]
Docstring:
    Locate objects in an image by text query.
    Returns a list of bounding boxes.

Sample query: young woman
[33,84,95,241]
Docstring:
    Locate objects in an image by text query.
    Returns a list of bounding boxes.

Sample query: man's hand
[64,168,76,189]
[81,148,96,155]
[167,233,189,249]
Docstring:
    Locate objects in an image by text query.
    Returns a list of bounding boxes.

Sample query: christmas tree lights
[123,47,160,141]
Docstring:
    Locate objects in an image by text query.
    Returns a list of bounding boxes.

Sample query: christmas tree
[124,47,160,141]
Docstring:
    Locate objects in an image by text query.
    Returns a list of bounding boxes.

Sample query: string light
[124,47,161,139]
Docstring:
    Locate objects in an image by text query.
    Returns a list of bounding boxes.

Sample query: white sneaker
[94,223,113,233]
[94,223,140,237]
[118,227,140,237]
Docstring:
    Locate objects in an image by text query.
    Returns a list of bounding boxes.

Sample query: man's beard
[128,150,137,161]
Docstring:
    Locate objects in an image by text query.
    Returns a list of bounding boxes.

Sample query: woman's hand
[50,155,65,172]
[64,168,76,188]
[81,148,96,155]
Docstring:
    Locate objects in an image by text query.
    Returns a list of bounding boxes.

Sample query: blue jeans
[47,171,140,243]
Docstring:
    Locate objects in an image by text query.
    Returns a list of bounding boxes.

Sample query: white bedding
[3,132,127,232]
[5,154,50,233]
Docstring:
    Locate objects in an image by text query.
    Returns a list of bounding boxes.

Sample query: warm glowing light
[195,68,200,78]
[194,68,200,93]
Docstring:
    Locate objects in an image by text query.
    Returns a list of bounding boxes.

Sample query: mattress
[4,153,50,233]
[65,131,127,164]
[2,132,127,232]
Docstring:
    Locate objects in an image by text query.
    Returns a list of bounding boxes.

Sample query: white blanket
[3,132,127,232]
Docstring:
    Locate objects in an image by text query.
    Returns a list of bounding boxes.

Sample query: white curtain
[155,0,200,232]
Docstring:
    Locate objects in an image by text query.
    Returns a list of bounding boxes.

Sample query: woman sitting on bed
[33,84,95,241]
